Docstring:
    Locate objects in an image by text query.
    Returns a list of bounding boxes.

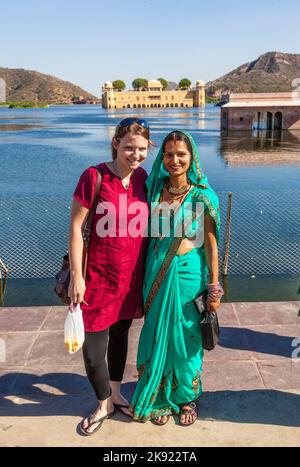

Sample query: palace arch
[274,111,283,130]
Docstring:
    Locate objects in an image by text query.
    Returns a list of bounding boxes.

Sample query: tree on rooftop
[157,78,168,90]
[132,78,148,90]
[179,78,192,90]
[113,80,126,91]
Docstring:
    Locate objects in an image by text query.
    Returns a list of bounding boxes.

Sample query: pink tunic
[73,162,149,332]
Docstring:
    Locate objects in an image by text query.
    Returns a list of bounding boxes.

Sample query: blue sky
[1,0,299,96]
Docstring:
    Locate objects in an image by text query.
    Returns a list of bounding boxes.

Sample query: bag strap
[82,166,102,248]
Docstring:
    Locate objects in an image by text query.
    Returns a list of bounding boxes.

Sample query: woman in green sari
[129,130,223,426]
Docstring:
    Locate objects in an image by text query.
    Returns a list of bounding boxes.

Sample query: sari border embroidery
[197,192,221,239]
[144,235,183,315]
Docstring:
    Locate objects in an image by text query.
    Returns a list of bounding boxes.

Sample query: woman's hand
[206,297,221,313]
[68,275,86,305]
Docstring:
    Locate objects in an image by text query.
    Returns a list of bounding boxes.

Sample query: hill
[206,51,300,97]
[0,67,97,103]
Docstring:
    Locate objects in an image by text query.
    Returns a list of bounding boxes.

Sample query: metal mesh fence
[0,190,299,278]
[218,190,300,275]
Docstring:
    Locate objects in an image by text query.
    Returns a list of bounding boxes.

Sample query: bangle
[207,282,224,300]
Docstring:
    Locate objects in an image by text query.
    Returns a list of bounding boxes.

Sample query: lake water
[0,104,299,305]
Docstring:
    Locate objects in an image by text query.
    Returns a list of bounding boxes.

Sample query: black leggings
[82,319,132,401]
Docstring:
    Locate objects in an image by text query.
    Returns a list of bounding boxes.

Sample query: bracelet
[207,282,224,300]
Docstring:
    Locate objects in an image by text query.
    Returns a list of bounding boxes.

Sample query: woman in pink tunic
[68,118,151,435]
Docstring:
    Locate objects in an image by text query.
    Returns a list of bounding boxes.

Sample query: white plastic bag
[64,303,85,354]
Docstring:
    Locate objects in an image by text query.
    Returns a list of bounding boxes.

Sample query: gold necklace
[166,185,191,199]
[166,181,190,195]
[161,184,193,204]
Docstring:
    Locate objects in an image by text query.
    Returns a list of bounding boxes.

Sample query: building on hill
[101,79,205,109]
[221,92,300,131]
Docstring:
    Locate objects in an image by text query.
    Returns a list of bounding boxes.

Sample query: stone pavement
[0,302,299,447]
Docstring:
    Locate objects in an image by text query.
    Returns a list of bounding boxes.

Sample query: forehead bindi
[165,140,190,154]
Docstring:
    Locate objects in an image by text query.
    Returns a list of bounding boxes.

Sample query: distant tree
[132,78,148,90]
[113,80,126,91]
[205,96,218,104]
[179,78,192,89]
[157,78,168,90]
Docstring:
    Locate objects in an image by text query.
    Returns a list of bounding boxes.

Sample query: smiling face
[163,139,191,179]
[113,132,149,171]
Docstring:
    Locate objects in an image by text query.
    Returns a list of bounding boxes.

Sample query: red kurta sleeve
[73,167,99,209]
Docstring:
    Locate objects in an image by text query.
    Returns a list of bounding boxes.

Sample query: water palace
[101,79,205,109]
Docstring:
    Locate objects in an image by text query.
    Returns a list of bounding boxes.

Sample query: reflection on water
[0,104,299,192]
[0,124,43,131]
[221,130,300,166]
[0,115,40,120]
[0,104,299,193]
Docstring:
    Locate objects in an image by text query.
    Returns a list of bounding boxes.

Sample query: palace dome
[147,79,163,88]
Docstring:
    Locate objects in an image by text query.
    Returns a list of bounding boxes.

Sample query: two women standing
[68,119,222,435]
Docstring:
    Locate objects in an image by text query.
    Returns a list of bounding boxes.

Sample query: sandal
[151,415,170,426]
[79,408,115,436]
[179,401,198,426]
[114,403,133,418]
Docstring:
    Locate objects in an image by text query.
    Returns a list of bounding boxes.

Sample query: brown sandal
[179,401,198,426]
[151,415,170,426]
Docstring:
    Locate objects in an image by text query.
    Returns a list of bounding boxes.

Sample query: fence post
[222,192,232,276]
[0,258,8,305]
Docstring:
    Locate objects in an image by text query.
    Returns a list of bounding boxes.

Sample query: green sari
[130,130,220,422]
